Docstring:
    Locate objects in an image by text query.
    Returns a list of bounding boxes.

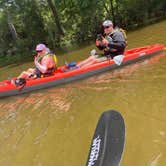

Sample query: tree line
[0,0,165,63]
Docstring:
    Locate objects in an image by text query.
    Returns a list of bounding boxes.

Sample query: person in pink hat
[15,43,57,84]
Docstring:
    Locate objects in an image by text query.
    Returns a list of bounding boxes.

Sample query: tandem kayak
[0,44,165,98]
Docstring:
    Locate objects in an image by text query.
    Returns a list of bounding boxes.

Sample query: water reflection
[0,52,165,116]
[0,89,75,125]
[0,51,166,166]
[67,52,166,91]
[149,153,162,166]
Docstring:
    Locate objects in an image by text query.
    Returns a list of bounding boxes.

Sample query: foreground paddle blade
[86,110,125,166]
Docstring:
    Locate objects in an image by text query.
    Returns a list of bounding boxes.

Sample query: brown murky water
[0,21,166,166]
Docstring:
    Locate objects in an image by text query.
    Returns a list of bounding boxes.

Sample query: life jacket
[113,27,127,45]
[35,52,57,77]
[36,52,57,67]
[102,28,127,57]
[52,53,58,65]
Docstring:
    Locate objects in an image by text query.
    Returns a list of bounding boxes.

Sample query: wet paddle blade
[86,110,125,166]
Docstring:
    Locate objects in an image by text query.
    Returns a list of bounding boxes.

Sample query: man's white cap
[102,20,113,27]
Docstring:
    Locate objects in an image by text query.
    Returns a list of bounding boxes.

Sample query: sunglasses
[36,50,43,53]
[104,26,110,29]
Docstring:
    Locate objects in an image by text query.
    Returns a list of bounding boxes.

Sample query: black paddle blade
[86,110,125,166]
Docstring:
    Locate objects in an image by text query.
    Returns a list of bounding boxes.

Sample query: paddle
[86,110,125,166]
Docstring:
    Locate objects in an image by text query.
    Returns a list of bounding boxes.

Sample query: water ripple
[149,153,162,166]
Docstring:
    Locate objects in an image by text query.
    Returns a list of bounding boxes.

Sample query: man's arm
[107,32,126,50]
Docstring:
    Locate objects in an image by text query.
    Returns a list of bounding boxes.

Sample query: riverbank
[0,20,166,67]
[0,19,166,166]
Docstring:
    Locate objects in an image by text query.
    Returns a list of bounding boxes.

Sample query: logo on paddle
[87,135,101,166]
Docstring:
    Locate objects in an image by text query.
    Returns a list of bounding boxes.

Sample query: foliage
[0,0,166,64]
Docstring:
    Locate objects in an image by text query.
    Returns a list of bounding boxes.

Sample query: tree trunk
[7,10,18,41]
[103,2,110,14]
[110,0,115,25]
[47,0,64,36]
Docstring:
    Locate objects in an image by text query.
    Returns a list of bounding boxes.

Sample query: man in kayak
[77,20,126,67]
[14,43,57,86]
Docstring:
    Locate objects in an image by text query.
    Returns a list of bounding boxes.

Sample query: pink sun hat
[35,43,47,51]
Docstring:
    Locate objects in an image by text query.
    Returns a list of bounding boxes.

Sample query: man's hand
[96,38,109,47]
[101,38,109,46]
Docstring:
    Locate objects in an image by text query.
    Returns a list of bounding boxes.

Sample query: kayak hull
[0,44,165,98]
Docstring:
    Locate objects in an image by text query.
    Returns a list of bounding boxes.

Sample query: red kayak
[0,44,165,98]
